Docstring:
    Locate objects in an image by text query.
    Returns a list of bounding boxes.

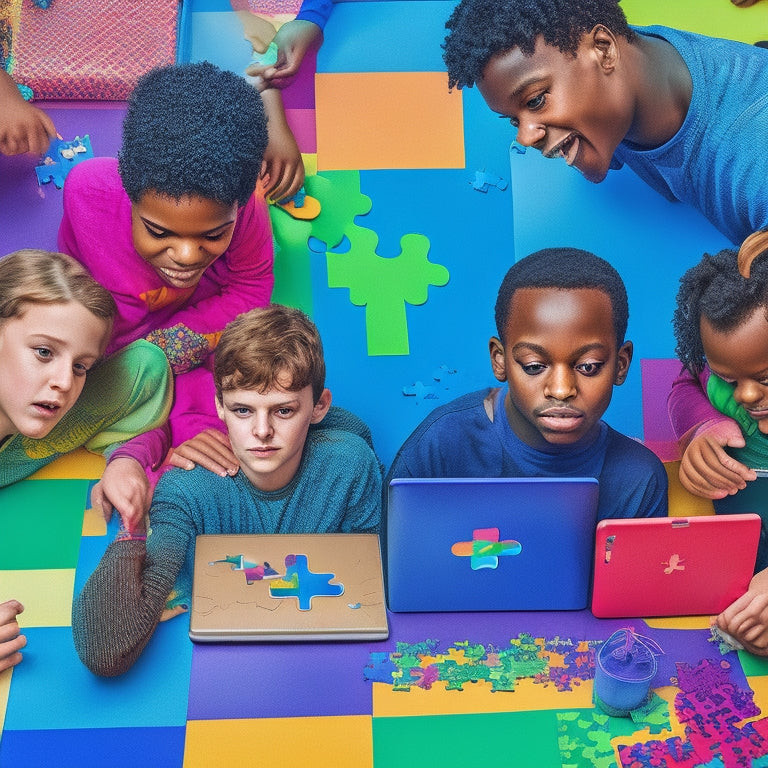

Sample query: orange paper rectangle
[316,71,465,171]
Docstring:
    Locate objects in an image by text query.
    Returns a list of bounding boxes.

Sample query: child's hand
[169,428,239,478]
[245,20,322,90]
[0,98,57,156]
[0,600,26,673]
[715,567,768,655]
[92,457,151,533]
[257,89,305,202]
[678,419,756,498]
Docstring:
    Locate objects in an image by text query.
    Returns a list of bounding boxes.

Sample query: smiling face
[216,375,332,492]
[477,28,633,184]
[490,287,632,449]
[131,192,239,290]
[0,302,110,440]
[701,308,768,435]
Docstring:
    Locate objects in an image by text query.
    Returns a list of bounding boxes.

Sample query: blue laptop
[386,477,599,612]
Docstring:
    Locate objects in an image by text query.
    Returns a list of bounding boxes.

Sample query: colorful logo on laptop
[269,554,345,610]
[451,527,522,570]
[662,554,685,574]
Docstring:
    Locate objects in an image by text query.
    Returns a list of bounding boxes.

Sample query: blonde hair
[0,249,116,325]
[214,305,326,402]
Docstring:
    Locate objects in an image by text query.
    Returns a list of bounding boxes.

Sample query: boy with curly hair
[442,0,768,504]
[58,61,273,531]
[73,304,382,677]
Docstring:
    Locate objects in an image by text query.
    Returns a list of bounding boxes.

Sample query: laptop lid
[190,533,389,642]
[386,477,599,612]
[591,514,761,618]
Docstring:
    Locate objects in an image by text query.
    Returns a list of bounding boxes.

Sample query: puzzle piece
[304,171,372,252]
[327,225,449,356]
[35,135,93,189]
[268,553,344,610]
[402,380,439,404]
[208,554,281,585]
[470,169,509,193]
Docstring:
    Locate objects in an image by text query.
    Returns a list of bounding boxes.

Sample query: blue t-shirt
[613,25,768,245]
[386,388,667,521]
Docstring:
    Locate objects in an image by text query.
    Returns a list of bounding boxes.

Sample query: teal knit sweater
[72,410,381,676]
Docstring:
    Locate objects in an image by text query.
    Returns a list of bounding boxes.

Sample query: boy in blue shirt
[73,305,381,677]
[387,248,667,521]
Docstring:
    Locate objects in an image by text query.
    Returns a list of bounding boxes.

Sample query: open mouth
[33,401,61,416]
[157,266,204,286]
[545,133,580,167]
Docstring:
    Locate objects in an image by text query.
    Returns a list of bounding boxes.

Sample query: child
[73,304,382,677]
[387,247,668,522]
[673,231,768,655]
[58,61,273,529]
[0,69,56,156]
[441,0,768,501]
[0,248,168,671]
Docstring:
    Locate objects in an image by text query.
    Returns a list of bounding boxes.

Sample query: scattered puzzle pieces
[35,135,93,189]
[451,527,522,570]
[269,553,344,610]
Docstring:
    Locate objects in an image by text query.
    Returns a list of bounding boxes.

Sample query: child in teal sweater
[73,304,382,677]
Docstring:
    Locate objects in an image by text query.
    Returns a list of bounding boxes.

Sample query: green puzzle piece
[269,205,313,314]
[327,225,450,356]
[304,171,372,252]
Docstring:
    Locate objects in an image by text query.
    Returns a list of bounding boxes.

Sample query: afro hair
[119,61,267,206]
[674,247,768,375]
[494,247,629,345]
[443,0,635,90]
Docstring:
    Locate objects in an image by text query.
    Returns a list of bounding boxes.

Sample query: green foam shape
[0,479,90,569]
[622,0,763,43]
[327,224,450,356]
[739,649,768,677]
[269,205,314,314]
[373,710,562,768]
[304,171,372,251]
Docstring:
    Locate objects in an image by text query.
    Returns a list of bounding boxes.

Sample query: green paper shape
[621,0,763,43]
[304,171,372,251]
[327,225,449,356]
[269,205,314,314]
[738,650,768,677]
[373,711,562,768]
[0,479,90,569]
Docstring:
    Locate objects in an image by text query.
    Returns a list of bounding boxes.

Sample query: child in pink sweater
[58,61,274,530]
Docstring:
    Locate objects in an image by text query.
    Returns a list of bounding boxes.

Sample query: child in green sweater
[73,304,382,676]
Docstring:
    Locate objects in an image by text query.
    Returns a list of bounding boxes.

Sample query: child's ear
[614,340,633,386]
[489,337,508,382]
[215,397,225,421]
[311,388,332,424]
[589,24,619,73]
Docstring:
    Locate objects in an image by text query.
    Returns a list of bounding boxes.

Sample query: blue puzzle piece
[269,553,344,610]
[470,169,509,193]
[35,135,94,189]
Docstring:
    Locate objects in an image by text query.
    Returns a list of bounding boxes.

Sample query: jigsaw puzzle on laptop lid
[190,533,389,642]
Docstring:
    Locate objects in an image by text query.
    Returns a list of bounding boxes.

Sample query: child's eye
[232,407,251,416]
[34,346,53,360]
[144,226,166,239]
[521,362,546,375]
[73,362,90,377]
[575,362,605,377]
[205,231,228,242]
[526,92,547,111]
[276,407,294,417]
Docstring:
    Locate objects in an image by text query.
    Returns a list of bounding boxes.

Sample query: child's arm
[0,600,26,673]
[668,367,754,497]
[72,508,191,677]
[257,88,304,202]
[0,70,57,155]
[715,567,768,655]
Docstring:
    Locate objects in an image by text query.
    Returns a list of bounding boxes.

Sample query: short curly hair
[674,248,768,375]
[495,247,629,346]
[118,61,267,206]
[443,0,636,90]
